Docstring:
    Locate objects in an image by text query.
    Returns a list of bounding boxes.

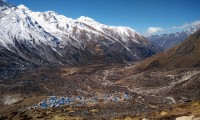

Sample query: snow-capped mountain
[0,0,158,70]
[146,24,200,50]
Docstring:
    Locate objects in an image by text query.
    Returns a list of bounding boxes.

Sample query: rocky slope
[146,24,200,50]
[118,30,200,103]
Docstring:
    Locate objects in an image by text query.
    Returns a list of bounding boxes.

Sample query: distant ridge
[146,24,200,50]
[135,29,200,72]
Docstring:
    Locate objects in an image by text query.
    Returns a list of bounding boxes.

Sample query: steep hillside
[134,29,200,72]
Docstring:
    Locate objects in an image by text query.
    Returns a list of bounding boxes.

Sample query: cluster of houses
[28,92,130,109]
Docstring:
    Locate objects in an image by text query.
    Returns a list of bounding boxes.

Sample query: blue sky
[7,0,200,35]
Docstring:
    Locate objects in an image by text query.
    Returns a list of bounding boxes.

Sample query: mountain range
[0,0,158,68]
[147,24,200,50]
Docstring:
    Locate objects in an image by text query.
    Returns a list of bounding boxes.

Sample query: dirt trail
[128,71,200,95]
[104,71,200,103]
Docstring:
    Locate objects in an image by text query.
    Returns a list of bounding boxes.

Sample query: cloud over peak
[146,27,164,35]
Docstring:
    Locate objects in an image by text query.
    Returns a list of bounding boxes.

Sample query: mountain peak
[44,11,57,15]
[77,16,96,22]
[17,4,29,11]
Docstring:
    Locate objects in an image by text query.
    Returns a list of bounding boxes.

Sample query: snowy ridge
[0,1,158,65]
[147,24,200,50]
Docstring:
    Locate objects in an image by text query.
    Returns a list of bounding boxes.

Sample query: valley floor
[0,64,200,119]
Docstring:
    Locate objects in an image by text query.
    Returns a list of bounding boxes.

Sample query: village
[28,92,130,109]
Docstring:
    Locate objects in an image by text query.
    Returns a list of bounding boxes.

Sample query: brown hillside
[132,29,200,72]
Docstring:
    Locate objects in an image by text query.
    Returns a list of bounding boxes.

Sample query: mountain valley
[0,0,200,120]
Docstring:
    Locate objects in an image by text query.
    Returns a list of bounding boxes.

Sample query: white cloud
[146,27,164,35]
[172,20,200,30]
